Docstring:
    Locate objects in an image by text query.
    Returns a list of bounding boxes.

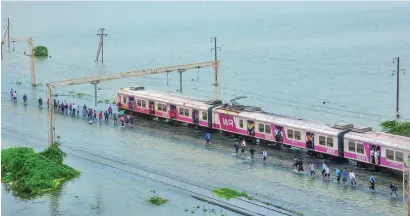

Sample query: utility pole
[28,37,36,86]
[7,18,10,50]
[95,28,107,63]
[392,57,405,119]
[210,37,221,86]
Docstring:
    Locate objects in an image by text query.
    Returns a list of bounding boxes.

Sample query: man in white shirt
[375,149,380,164]
[241,139,246,156]
[263,149,267,164]
[349,170,357,186]
[325,167,330,179]
[309,163,315,176]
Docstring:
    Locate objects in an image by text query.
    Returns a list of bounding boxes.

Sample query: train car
[117,87,410,171]
[212,105,352,158]
[343,128,410,171]
[117,87,222,128]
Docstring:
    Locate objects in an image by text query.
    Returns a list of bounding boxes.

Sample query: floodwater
[1,86,406,216]
[1,1,410,216]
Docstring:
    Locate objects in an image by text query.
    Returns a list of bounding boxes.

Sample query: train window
[326,137,333,147]
[179,108,184,115]
[348,141,355,152]
[184,109,189,117]
[356,143,364,154]
[123,96,127,104]
[239,119,244,128]
[395,151,404,162]
[142,100,147,108]
[259,123,265,133]
[294,131,301,140]
[287,129,294,139]
[265,125,271,134]
[319,136,326,146]
[137,99,142,107]
[157,104,166,112]
[386,149,394,160]
[202,112,207,121]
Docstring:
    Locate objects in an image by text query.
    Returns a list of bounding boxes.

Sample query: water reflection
[49,190,61,216]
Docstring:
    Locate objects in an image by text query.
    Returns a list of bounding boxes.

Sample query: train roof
[216,108,345,136]
[344,131,410,152]
[119,87,221,110]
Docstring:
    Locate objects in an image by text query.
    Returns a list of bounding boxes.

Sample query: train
[117,86,410,172]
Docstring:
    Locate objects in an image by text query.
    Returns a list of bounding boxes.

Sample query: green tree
[380,120,410,137]
[33,46,48,57]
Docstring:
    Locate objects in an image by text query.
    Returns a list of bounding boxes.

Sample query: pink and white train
[117,87,410,171]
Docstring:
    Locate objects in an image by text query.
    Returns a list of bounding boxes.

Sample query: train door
[247,120,255,136]
[192,109,199,124]
[169,105,176,119]
[129,97,135,110]
[274,126,283,143]
[306,132,314,149]
[149,100,155,114]
[369,145,380,165]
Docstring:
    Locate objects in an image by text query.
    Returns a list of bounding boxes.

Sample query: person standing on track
[349,170,357,186]
[108,105,113,116]
[336,168,341,183]
[38,97,43,107]
[250,146,255,159]
[98,111,103,121]
[321,162,327,178]
[390,181,397,197]
[234,140,239,155]
[113,113,118,124]
[369,174,375,191]
[262,149,267,164]
[309,163,315,176]
[205,132,211,145]
[240,139,246,156]
[342,167,348,185]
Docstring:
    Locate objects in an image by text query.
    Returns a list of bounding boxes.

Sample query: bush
[33,46,48,57]
[1,142,80,197]
[380,120,410,137]
[212,188,252,200]
[148,195,168,205]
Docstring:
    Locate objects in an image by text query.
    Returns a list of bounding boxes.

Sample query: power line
[3,52,410,122]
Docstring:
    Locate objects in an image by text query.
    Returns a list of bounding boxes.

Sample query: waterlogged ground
[1,83,405,216]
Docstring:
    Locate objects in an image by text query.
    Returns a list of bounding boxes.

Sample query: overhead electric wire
[3,52,409,123]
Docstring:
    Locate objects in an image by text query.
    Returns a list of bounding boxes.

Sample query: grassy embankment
[1,142,80,197]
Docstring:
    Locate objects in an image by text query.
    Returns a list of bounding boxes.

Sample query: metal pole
[101,29,104,63]
[214,37,218,86]
[47,85,54,145]
[7,18,10,50]
[396,57,400,118]
[94,82,98,107]
[179,71,182,93]
[28,38,36,86]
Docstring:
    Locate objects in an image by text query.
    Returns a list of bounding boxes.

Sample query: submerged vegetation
[380,120,410,137]
[148,195,168,205]
[69,91,91,98]
[1,142,80,197]
[33,45,48,57]
[212,188,253,200]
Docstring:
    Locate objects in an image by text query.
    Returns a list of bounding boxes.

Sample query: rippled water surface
[2,2,410,216]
